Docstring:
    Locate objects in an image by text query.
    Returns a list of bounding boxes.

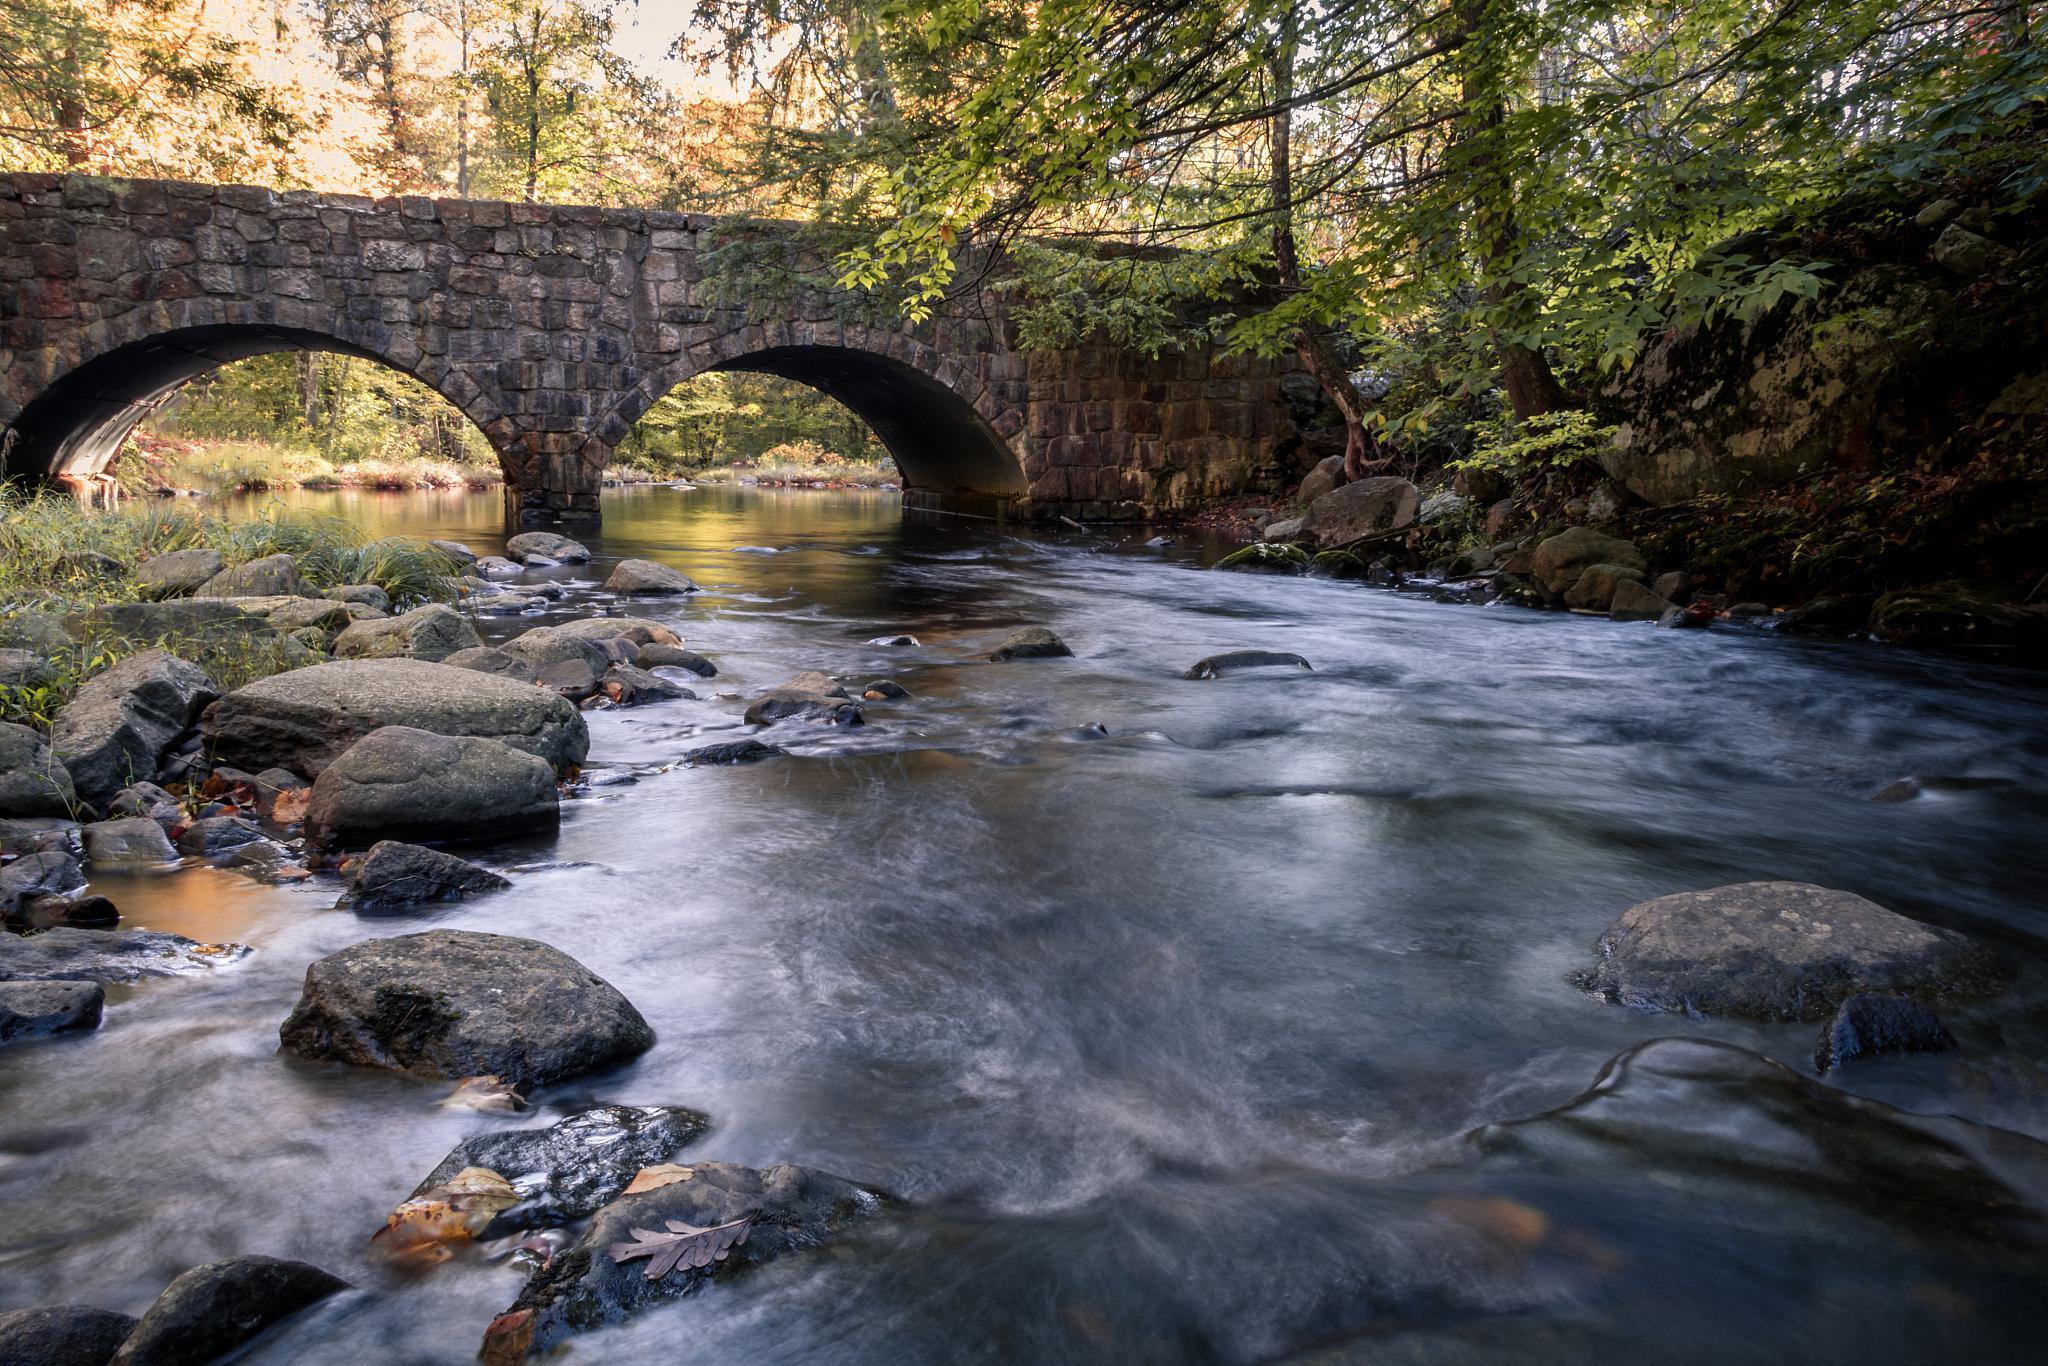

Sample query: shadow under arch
[683,344,1027,497]
[3,324,437,485]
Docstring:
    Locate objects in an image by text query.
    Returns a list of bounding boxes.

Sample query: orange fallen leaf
[1429,1194,1550,1249]
[371,1166,519,1260]
[621,1163,694,1195]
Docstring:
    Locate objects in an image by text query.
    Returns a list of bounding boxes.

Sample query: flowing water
[6,485,2048,1363]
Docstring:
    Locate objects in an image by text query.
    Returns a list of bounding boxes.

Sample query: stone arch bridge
[0,174,1309,527]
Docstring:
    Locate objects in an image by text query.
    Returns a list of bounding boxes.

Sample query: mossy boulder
[1215,543,1310,574]
[1869,582,2048,654]
[1307,550,1368,580]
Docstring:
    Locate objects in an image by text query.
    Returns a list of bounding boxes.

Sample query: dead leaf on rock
[608,1216,752,1279]
[1429,1194,1550,1249]
[270,787,311,826]
[620,1163,693,1195]
[371,1165,519,1260]
[441,1075,529,1113]
[480,1309,536,1366]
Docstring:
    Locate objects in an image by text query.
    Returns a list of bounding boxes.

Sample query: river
[5,484,2048,1362]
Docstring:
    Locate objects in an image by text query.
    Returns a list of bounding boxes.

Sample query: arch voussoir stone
[1,173,1306,526]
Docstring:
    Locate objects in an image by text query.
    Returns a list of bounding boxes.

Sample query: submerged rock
[306,726,560,848]
[744,672,862,726]
[989,627,1073,661]
[1814,993,1958,1073]
[0,722,77,818]
[278,929,653,1089]
[0,1305,137,1363]
[599,665,692,706]
[862,679,911,700]
[1579,881,2009,1020]
[548,618,682,648]
[413,1104,710,1234]
[10,892,120,932]
[203,658,588,777]
[0,928,248,983]
[0,980,104,1042]
[636,644,715,676]
[481,1162,889,1362]
[1182,651,1313,680]
[603,560,699,595]
[1213,543,1309,574]
[175,815,267,856]
[683,739,785,766]
[109,1255,346,1366]
[341,840,511,914]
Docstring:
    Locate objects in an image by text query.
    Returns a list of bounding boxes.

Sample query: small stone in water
[868,634,920,646]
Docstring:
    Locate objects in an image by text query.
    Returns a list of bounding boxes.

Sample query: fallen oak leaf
[372,1166,520,1260]
[441,1075,530,1114]
[608,1216,752,1279]
[620,1163,692,1195]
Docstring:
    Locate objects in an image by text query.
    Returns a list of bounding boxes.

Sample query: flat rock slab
[278,929,653,1090]
[1182,651,1313,679]
[1580,881,2010,1020]
[482,1161,889,1361]
[343,839,512,913]
[109,1255,345,1366]
[202,658,588,777]
[0,1305,138,1364]
[0,928,249,984]
[0,979,104,1041]
[413,1104,710,1233]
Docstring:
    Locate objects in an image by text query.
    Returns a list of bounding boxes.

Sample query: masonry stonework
[0,174,1305,526]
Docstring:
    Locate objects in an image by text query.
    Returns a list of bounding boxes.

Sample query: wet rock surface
[635,644,715,676]
[81,818,177,864]
[0,928,248,984]
[603,560,699,595]
[278,929,654,1089]
[683,739,785,766]
[1213,542,1309,573]
[1182,651,1313,680]
[108,1255,345,1366]
[306,726,560,847]
[1580,881,2010,1020]
[483,1161,889,1360]
[1814,993,1958,1073]
[202,658,588,777]
[504,533,591,565]
[0,1305,137,1364]
[0,980,105,1042]
[0,852,87,912]
[988,627,1073,661]
[342,840,512,914]
[745,672,862,726]
[413,1104,710,1233]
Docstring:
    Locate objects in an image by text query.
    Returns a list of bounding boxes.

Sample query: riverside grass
[0,494,465,730]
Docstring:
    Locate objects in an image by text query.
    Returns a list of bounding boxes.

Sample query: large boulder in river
[109,1255,347,1366]
[202,658,587,777]
[332,603,481,663]
[412,1104,709,1235]
[603,559,699,595]
[500,625,615,673]
[504,532,590,565]
[1530,526,1646,600]
[0,723,76,817]
[0,1305,137,1362]
[307,727,559,847]
[1579,881,2010,1020]
[481,1161,890,1361]
[195,553,308,599]
[278,929,654,1088]
[1300,477,1420,549]
[50,651,217,806]
[135,548,224,600]
[342,840,511,914]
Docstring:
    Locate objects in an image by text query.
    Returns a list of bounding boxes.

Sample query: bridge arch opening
[1,324,491,493]
[621,345,1027,499]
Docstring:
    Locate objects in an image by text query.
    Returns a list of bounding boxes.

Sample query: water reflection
[2,487,2045,1363]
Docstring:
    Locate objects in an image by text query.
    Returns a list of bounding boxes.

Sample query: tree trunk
[1269,5,1377,481]
[1457,0,1568,420]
